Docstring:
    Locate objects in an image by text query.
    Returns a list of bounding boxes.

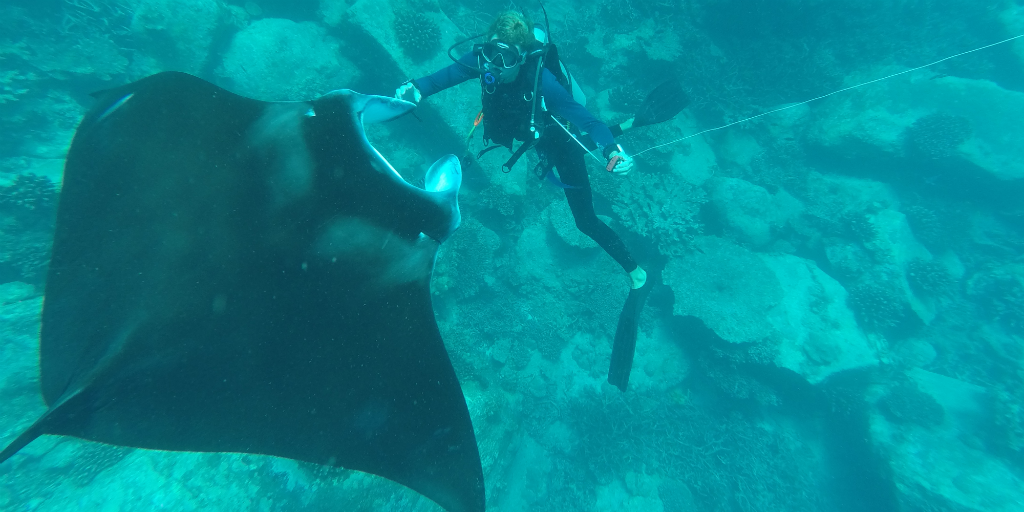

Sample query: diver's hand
[605,145,635,175]
[395,81,422,103]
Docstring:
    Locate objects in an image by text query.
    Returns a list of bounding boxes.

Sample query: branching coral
[0,70,33,105]
[393,8,441,63]
[0,231,52,283]
[561,389,825,512]
[699,352,781,406]
[847,274,907,331]
[967,265,1024,334]
[433,217,501,300]
[60,0,135,37]
[906,258,954,298]
[611,169,706,257]
[904,112,972,159]
[0,174,58,283]
[0,173,58,216]
[840,210,878,245]
[607,85,646,113]
[992,380,1024,457]
[903,204,947,251]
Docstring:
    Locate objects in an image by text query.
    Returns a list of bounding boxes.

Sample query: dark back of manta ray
[0,72,484,512]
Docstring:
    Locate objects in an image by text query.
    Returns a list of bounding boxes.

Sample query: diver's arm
[541,71,615,150]
[409,52,479,98]
[611,118,634,137]
[543,71,634,174]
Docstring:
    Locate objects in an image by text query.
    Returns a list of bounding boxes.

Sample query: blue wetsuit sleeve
[541,70,615,150]
[412,52,480,97]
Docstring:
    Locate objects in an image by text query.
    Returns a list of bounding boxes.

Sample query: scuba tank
[532,23,587,107]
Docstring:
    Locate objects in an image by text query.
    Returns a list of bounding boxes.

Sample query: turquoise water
[2,0,1023,511]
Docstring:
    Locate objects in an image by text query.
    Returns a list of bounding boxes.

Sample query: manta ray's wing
[0,72,483,512]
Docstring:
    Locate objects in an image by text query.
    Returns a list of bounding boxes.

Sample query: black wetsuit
[412,53,638,272]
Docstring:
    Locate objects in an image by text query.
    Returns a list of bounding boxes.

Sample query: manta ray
[0,72,484,512]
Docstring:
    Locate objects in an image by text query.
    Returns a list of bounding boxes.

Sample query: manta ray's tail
[0,388,86,465]
[0,413,49,465]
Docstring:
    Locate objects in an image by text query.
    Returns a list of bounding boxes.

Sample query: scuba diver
[395,10,648,290]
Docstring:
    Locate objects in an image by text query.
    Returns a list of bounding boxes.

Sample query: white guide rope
[632,33,1024,157]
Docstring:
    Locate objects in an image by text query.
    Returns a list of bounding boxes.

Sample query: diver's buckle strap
[502,139,536,173]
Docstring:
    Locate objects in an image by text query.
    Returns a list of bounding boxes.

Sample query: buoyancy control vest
[480,50,545,149]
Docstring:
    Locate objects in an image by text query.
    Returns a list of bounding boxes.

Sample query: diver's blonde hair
[487,10,536,48]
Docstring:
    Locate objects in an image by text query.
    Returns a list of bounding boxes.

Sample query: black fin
[632,80,690,128]
[608,282,652,392]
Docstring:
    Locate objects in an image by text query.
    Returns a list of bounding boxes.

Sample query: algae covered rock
[218,18,360,101]
[870,369,1024,512]
[665,236,876,384]
[542,199,598,250]
[346,0,478,138]
[707,177,802,248]
[433,217,501,299]
[131,0,227,75]
[903,112,972,159]
[665,236,781,345]
[320,0,352,26]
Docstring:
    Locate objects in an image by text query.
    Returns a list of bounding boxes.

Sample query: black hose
[446,32,487,73]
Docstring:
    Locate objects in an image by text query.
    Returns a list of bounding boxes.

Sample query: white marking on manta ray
[95,93,135,124]
[315,217,437,288]
[249,103,315,207]
[368,144,403,180]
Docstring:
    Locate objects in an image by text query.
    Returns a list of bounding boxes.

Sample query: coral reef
[878,380,945,428]
[607,85,645,114]
[1,0,1023,509]
[393,8,441,63]
[904,112,972,159]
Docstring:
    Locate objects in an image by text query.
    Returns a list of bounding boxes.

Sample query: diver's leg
[548,137,645,288]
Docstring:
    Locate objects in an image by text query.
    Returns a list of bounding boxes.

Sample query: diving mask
[477,41,524,85]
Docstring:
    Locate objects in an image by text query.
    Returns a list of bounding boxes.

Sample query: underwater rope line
[631,33,1024,158]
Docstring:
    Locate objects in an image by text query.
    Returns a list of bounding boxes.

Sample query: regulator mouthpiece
[483,72,497,85]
